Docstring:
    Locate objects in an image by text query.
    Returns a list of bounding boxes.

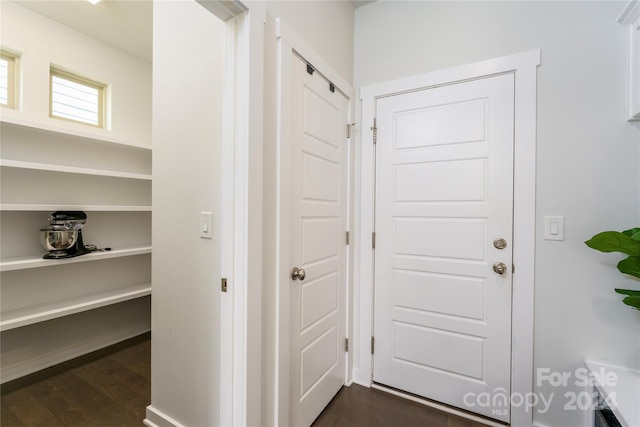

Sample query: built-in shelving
[0,204,152,212]
[0,159,152,180]
[0,246,152,272]
[0,282,152,332]
[0,115,152,151]
[1,113,152,342]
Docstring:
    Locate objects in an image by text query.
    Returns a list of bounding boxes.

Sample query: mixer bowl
[41,230,78,252]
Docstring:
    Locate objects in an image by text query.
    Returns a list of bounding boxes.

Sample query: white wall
[149,1,225,426]
[0,1,151,145]
[265,0,354,85]
[354,2,640,427]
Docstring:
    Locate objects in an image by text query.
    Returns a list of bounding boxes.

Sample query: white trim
[242,6,265,427]
[618,0,640,26]
[195,0,247,22]
[274,17,354,427]
[618,1,640,121]
[144,406,186,427]
[222,5,265,427]
[275,30,293,427]
[219,12,237,427]
[231,11,249,427]
[355,49,540,427]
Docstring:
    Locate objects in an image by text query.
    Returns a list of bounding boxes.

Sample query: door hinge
[371,118,377,144]
[371,336,375,354]
[346,231,350,245]
[329,82,335,93]
[372,232,376,249]
[345,338,349,352]
[306,63,315,75]
[512,264,516,274]
[347,122,357,139]
[221,277,228,293]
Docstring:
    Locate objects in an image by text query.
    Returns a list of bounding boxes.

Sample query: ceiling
[14,0,374,63]
[14,0,153,61]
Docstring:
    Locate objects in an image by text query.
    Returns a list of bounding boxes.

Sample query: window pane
[51,72,102,126]
[0,57,9,106]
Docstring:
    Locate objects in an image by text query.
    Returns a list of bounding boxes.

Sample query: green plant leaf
[614,288,640,297]
[585,231,640,256]
[617,257,640,279]
[621,296,640,310]
[623,228,640,241]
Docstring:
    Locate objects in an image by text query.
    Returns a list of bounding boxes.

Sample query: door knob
[493,262,508,275]
[290,267,306,281]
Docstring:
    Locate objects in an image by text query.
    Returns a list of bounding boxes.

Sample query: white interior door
[289,53,349,427]
[373,74,515,423]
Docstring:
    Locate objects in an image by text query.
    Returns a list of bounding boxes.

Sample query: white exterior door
[289,53,349,426]
[373,74,515,422]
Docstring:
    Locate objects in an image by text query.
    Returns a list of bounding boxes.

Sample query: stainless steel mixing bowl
[41,229,78,252]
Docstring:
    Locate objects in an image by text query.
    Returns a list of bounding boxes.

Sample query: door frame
[274,18,355,427]
[196,2,266,426]
[353,49,540,427]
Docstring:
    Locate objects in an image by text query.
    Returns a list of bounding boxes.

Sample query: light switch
[200,212,213,239]
[544,215,564,241]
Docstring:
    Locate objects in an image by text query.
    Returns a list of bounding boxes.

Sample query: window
[50,68,105,127]
[1,51,17,108]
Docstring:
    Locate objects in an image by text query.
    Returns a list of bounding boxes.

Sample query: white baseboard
[351,377,372,388]
[145,405,186,427]
[1,322,150,383]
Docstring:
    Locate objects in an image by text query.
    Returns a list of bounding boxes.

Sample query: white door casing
[355,50,539,427]
[373,74,515,423]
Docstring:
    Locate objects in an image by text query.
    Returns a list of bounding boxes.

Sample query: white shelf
[0,115,152,151]
[0,246,152,272]
[0,159,152,180]
[0,282,151,331]
[0,204,151,212]
[585,360,640,427]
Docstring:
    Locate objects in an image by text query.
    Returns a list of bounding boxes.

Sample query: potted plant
[585,228,640,310]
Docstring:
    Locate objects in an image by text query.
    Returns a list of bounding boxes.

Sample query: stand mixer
[40,211,90,259]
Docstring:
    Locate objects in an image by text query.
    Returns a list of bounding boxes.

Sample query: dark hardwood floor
[1,333,151,427]
[2,333,489,427]
[312,384,491,427]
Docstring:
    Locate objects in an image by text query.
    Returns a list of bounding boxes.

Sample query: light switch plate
[544,215,565,241]
[200,212,213,239]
